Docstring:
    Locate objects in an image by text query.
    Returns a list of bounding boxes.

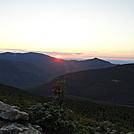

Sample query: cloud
[0,48,29,53]
[99,56,134,60]
[82,55,134,60]
[0,48,83,56]
[42,52,83,56]
[99,56,134,59]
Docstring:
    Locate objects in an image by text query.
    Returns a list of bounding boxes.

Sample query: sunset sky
[0,0,134,63]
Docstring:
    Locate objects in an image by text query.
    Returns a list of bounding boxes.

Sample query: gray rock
[0,101,45,134]
[110,130,119,134]
[33,125,43,132]
[0,122,43,134]
[11,105,20,110]
[0,101,29,121]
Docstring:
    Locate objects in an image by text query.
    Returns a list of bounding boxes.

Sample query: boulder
[0,101,45,134]
[0,121,43,134]
[0,101,29,121]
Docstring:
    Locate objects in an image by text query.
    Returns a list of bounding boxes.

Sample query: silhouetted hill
[0,52,114,88]
[27,64,134,105]
[0,83,47,109]
[0,59,47,88]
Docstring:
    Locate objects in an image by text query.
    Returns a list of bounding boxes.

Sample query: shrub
[28,102,95,134]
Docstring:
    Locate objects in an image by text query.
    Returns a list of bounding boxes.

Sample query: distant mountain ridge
[0,52,114,88]
[27,64,134,105]
[0,59,44,88]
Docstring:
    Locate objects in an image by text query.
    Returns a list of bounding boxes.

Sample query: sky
[0,0,134,63]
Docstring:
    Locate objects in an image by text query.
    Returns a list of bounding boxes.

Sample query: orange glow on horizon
[54,55,62,59]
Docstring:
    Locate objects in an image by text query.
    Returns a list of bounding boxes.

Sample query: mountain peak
[92,57,101,60]
[85,57,106,62]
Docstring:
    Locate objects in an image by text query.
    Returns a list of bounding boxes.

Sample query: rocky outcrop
[0,101,44,134]
[0,101,29,121]
[0,121,43,134]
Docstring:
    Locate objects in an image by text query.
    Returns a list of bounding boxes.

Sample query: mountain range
[27,64,134,105]
[1,52,134,132]
[0,52,114,88]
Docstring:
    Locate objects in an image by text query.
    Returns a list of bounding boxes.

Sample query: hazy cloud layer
[0,48,83,56]
[83,55,134,60]
[0,48,134,64]
[0,48,30,53]
[43,52,83,55]
[99,56,134,60]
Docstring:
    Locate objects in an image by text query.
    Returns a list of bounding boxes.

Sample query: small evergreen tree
[51,78,67,107]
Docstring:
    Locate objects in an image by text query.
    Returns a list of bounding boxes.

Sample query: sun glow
[54,55,62,59]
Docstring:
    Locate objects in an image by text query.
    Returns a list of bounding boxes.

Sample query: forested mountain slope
[27,64,134,105]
